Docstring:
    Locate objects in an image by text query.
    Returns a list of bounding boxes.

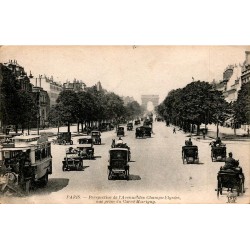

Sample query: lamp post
[36,90,40,135]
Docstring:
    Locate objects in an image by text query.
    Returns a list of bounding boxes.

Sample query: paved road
[2,122,249,204]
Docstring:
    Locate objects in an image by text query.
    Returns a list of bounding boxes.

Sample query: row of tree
[48,86,143,132]
[156,81,250,136]
[0,64,37,133]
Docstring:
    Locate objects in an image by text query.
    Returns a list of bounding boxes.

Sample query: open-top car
[76,136,94,159]
[108,148,130,180]
[182,145,199,164]
[62,147,83,171]
[91,130,101,145]
[117,126,125,137]
[53,132,73,145]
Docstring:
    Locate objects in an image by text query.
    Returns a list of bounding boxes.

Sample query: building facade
[241,51,250,84]
[30,75,63,106]
[32,86,50,128]
[63,79,86,92]
[212,64,242,102]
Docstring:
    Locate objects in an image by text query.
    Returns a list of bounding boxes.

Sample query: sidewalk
[206,124,250,141]
[175,124,250,143]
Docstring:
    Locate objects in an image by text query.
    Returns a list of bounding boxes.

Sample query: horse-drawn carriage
[107,148,130,180]
[211,144,226,162]
[53,132,73,145]
[76,136,94,159]
[182,145,199,164]
[216,164,245,197]
[62,147,83,171]
[91,130,101,145]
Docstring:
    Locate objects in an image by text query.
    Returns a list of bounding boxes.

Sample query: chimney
[246,51,250,65]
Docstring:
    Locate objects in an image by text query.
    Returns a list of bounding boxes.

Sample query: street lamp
[36,90,40,135]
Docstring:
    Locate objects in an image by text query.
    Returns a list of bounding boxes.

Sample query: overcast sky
[0,46,249,103]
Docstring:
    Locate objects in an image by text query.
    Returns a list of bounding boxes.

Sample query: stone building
[211,64,242,102]
[241,51,250,84]
[30,75,63,106]
[63,79,86,92]
[32,86,50,128]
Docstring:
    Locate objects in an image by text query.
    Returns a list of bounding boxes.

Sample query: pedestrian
[202,130,206,139]
[173,128,176,134]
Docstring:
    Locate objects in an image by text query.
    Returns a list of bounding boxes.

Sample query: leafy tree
[56,90,80,132]
[157,81,230,135]
[233,82,250,132]
[125,101,142,120]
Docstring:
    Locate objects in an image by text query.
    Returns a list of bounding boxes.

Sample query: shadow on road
[33,178,69,195]
[94,156,102,159]
[128,175,141,181]
[82,165,90,170]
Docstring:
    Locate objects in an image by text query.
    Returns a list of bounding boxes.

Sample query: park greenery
[155,81,240,136]
[48,86,143,132]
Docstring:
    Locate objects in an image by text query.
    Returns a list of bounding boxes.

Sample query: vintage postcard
[0,45,249,204]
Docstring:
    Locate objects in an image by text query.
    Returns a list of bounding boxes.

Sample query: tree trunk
[68,121,70,132]
[77,122,79,133]
[57,120,60,134]
[216,123,219,138]
[196,124,200,135]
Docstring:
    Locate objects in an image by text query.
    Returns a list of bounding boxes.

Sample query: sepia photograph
[0,45,249,204]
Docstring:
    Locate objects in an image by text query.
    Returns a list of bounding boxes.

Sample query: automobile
[135,127,145,138]
[91,130,101,145]
[53,132,73,145]
[216,163,245,197]
[0,134,13,145]
[107,148,130,180]
[143,126,152,137]
[76,136,94,159]
[117,126,125,137]
[62,147,83,171]
[112,141,131,161]
[182,145,199,164]
[127,122,133,131]
[134,120,141,125]
[143,119,152,127]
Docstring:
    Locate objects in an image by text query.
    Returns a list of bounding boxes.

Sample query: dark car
[117,126,125,137]
[127,122,133,131]
[91,130,101,145]
[53,132,73,145]
[108,148,130,180]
